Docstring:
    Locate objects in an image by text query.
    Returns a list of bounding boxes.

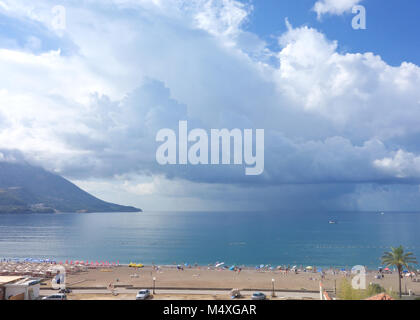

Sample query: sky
[1,0,420,212]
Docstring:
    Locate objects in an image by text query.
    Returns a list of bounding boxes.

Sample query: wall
[4,283,40,300]
[5,285,27,300]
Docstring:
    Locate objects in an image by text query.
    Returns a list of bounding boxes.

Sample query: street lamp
[271,278,276,297]
[152,277,156,294]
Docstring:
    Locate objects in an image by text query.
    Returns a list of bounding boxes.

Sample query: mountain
[0,161,142,213]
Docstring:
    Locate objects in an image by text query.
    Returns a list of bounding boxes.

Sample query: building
[0,276,41,300]
[0,276,23,300]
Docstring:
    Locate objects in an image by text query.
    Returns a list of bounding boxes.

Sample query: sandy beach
[45,265,420,296]
[2,261,420,299]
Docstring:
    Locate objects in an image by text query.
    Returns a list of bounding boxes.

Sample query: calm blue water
[0,211,419,268]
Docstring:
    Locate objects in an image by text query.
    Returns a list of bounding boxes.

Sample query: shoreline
[3,262,419,294]
[2,258,411,271]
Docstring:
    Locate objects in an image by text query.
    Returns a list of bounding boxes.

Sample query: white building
[1,277,41,300]
[0,276,23,300]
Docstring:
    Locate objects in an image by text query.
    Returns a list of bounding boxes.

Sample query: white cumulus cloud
[1,0,420,211]
[313,0,363,19]
[374,150,420,179]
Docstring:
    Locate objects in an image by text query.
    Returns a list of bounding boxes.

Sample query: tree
[381,246,418,298]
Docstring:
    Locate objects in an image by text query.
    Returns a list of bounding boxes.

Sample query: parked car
[230,289,242,299]
[42,294,67,300]
[136,289,151,300]
[251,292,266,300]
[59,288,72,293]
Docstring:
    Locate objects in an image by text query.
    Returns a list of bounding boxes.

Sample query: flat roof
[12,278,41,286]
[0,276,24,285]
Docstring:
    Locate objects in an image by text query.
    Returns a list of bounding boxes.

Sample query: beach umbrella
[229,266,235,271]
[306,266,313,270]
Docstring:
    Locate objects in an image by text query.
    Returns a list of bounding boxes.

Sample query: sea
[0,211,419,269]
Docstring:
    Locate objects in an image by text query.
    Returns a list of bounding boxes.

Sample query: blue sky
[1,0,420,212]
[244,0,420,66]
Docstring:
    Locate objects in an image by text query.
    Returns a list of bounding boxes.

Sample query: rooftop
[0,276,24,286]
[365,293,395,301]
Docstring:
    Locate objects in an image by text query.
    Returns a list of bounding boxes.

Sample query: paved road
[41,288,320,300]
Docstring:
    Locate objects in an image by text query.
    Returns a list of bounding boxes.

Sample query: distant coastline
[0,161,142,214]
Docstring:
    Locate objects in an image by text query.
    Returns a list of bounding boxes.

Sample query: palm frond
[381,246,418,269]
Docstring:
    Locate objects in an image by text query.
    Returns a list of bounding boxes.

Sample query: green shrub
[337,279,388,300]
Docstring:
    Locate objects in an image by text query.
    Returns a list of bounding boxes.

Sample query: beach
[3,261,418,299]
[58,265,420,293]
[2,260,420,299]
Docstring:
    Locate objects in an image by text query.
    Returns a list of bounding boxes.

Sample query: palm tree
[381,246,417,298]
